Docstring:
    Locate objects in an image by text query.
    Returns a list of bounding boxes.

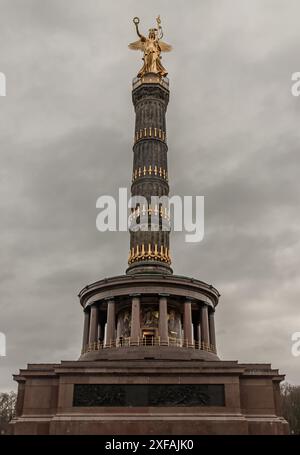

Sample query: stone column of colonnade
[82,309,90,351]
[158,295,169,344]
[82,296,217,352]
[106,299,116,345]
[130,295,141,342]
[183,302,217,352]
[209,310,216,351]
[88,305,98,345]
[82,305,107,350]
[129,294,175,344]
[183,300,193,345]
[200,305,210,347]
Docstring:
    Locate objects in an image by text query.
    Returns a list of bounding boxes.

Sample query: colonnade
[82,296,216,352]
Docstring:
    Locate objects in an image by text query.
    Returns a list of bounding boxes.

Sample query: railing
[82,336,216,355]
[132,75,169,91]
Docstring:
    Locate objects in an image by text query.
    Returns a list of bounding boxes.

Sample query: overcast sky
[0,0,300,391]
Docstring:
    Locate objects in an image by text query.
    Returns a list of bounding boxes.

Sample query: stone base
[80,345,219,361]
[12,357,289,435]
[12,415,288,436]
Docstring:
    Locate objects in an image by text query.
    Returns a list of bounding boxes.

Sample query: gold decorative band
[128,243,171,265]
[134,127,166,143]
[132,165,168,181]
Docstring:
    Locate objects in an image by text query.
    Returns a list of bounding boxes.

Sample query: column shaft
[201,305,210,347]
[209,310,216,350]
[197,323,201,347]
[106,300,116,345]
[159,296,168,343]
[88,305,98,345]
[82,310,90,350]
[130,296,141,342]
[183,301,193,345]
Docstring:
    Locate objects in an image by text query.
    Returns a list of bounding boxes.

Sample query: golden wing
[159,41,172,52]
[128,39,145,51]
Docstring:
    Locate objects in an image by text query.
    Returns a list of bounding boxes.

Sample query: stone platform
[11,355,289,435]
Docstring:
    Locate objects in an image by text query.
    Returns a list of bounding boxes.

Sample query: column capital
[129,293,141,298]
[159,293,170,297]
[200,301,209,307]
[184,297,196,302]
[200,300,214,310]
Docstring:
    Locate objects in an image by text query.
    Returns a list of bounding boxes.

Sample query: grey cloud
[0,0,300,390]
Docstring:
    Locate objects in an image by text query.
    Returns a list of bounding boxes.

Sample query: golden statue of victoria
[129,16,172,78]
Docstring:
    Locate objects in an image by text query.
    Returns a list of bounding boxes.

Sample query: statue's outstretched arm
[133,17,145,40]
[156,16,164,40]
[135,23,142,38]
